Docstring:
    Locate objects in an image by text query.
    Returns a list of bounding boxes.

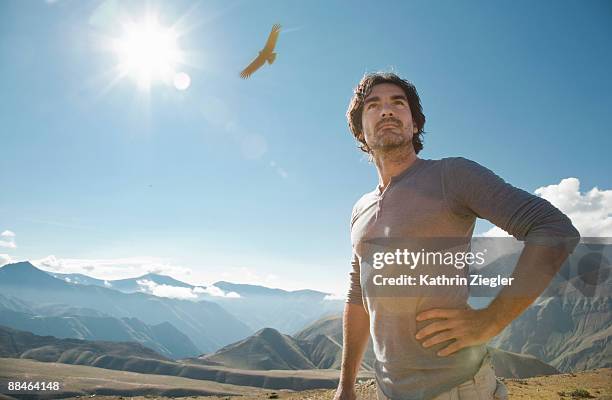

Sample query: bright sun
[112,16,188,90]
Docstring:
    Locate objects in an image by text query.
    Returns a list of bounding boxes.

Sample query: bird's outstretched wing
[240,53,266,79]
[263,24,281,53]
[240,24,281,79]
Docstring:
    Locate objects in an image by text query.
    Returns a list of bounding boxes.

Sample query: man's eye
[367,103,377,110]
[394,100,406,106]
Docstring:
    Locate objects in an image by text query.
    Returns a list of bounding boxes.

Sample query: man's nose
[380,103,394,118]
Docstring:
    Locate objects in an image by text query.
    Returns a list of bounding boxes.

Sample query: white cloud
[32,255,192,280]
[37,255,64,271]
[0,254,12,267]
[0,230,16,248]
[135,280,241,300]
[136,279,198,300]
[323,293,345,301]
[480,178,610,237]
[535,178,611,237]
[193,285,241,298]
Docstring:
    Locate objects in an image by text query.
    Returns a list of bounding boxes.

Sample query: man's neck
[373,146,419,191]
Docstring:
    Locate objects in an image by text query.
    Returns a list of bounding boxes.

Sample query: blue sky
[1,0,610,294]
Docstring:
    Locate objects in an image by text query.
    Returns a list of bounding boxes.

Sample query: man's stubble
[369,121,415,162]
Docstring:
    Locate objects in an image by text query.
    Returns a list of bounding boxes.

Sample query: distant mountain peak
[1,261,37,270]
[254,327,283,338]
[211,281,329,298]
[139,272,172,279]
[0,261,68,288]
[118,273,194,289]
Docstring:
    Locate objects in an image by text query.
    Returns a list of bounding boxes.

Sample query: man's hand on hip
[415,306,502,357]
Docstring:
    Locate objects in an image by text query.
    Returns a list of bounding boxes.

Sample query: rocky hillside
[198,316,559,379]
[490,294,611,372]
[480,242,611,372]
[0,295,199,359]
[0,326,364,391]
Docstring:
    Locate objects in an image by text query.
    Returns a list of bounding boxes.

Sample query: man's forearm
[484,243,572,333]
[339,302,370,388]
[415,243,576,356]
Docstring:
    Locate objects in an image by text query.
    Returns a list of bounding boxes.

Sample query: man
[334,72,580,400]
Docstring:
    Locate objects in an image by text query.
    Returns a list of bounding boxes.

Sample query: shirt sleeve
[443,157,581,253]
[346,251,364,305]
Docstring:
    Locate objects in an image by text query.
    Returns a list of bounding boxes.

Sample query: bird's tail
[267,52,277,65]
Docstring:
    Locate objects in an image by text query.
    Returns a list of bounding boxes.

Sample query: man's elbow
[560,216,581,255]
[567,223,581,253]
[526,210,581,254]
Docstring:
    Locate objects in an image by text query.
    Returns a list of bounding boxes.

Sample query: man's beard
[370,118,413,152]
[372,131,410,150]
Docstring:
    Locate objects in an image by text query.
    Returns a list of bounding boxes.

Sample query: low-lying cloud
[323,293,345,301]
[136,279,198,300]
[0,254,12,267]
[193,285,240,298]
[136,279,240,300]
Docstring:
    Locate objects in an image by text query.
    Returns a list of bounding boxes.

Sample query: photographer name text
[373,274,514,288]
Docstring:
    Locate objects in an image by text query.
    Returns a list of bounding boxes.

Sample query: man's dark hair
[346,72,426,155]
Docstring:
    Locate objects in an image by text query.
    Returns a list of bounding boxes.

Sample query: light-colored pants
[376,355,509,400]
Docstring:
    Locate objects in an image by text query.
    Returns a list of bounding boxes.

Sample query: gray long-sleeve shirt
[346,156,580,400]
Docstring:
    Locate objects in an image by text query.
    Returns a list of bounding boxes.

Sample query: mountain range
[208,281,344,334]
[490,294,611,372]
[0,249,609,375]
[0,262,252,354]
[198,314,558,379]
[0,293,199,359]
[49,268,345,334]
[474,243,612,372]
[0,325,362,390]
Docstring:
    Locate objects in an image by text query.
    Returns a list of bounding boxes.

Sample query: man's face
[360,83,418,153]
